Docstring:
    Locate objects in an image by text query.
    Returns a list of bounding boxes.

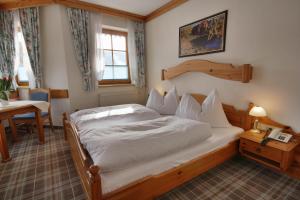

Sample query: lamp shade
[249,106,267,117]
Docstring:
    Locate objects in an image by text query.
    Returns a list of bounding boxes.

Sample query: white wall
[146,0,300,131]
[40,5,146,125]
[40,5,71,126]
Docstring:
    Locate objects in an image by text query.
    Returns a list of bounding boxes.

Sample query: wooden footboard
[62,112,239,200]
[63,113,102,200]
[104,140,239,200]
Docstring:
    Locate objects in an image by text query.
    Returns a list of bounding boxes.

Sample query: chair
[13,88,54,134]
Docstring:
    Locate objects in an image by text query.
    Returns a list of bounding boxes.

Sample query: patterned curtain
[66,7,93,92]
[134,21,146,88]
[0,10,15,77]
[19,7,42,88]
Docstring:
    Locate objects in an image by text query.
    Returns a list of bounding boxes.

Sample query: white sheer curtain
[89,11,105,84]
[13,11,35,89]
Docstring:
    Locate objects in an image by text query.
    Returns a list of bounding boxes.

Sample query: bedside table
[239,130,299,171]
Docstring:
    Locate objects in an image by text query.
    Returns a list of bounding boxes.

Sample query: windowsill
[98,83,134,88]
[17,86,30,89]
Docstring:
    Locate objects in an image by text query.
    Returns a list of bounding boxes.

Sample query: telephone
[267,128,292,143]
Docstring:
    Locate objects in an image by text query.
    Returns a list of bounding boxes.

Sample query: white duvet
[70,104,160,130]
[79,116,212,172]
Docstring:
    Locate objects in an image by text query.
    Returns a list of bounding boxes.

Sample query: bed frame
[63,95,252,200]
[63,60,254,200]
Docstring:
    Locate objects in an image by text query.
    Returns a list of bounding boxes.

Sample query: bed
[63,60,254,200]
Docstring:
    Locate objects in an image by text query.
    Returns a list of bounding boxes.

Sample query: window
[14,25,30,87]
[99,29,131,85]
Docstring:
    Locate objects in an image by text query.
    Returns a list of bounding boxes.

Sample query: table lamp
[249,106,267,133]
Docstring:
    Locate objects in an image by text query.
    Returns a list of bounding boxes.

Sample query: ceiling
[81,0,172,16]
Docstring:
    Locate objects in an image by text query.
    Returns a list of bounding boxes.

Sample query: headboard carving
[161,60,253,83]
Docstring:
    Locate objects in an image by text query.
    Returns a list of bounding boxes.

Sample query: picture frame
[179,10,228,57]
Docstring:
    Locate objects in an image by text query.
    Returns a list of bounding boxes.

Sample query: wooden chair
[12,88,54,134]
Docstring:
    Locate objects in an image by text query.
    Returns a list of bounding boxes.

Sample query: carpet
[1,128,299,200]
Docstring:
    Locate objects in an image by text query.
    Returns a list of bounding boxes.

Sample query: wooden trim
[0,0,54,10]
[99,80,131,85]
[0,0,188,22]
[63,92,248,200]
[0,0,145,21]
[145,0,188,22]
[50,89,69,99]
[102,29,127,36]
[9,88,69,99]
[161,60,253,83]
[56,0,145,21]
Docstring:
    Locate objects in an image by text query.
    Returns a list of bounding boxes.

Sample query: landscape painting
[179,10,228,57]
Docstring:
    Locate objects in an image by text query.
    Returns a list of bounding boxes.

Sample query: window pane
[101,34,111,49]
[103,66,113,80]
[17,67,29,82]
[112,35,126,51]
[113,51,127,65]
[104,50,113,65]
[114,66,128,79]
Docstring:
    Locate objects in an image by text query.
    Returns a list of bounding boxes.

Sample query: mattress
[70,104,161,130]
[80,116,212,172]
[100,126,243,194]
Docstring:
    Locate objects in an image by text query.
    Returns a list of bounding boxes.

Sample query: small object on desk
[0,99,9,106]
[249,106,267,133]
[260,137,271,146]
[267,128,293,143]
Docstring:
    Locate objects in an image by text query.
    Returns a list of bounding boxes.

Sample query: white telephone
[267,128,292,143]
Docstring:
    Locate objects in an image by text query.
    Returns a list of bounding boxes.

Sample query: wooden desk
[240,130,299,171]
[0,103,46,162]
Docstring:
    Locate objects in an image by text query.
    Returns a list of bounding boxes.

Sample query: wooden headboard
[188,93,251,130]
[161,60,253,83]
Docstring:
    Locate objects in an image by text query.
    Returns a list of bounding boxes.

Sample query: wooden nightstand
[239,130,299,171]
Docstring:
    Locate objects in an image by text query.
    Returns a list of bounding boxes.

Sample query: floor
[0,128,85,200]
[0,128,299,200]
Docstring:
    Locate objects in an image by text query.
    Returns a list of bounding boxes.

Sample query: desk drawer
[240,139,282,162]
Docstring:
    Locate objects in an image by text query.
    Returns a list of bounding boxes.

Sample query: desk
[240,130,299,171]
[0,101,49,162]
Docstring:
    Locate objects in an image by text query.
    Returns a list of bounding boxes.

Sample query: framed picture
[179,10,228,57]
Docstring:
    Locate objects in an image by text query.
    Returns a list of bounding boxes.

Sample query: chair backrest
[29,88,51,102]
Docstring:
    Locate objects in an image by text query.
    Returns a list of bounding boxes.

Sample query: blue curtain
[0,10,15,78]
[19,7,42,88]
[66,7,94,92]
[134,21,146,88]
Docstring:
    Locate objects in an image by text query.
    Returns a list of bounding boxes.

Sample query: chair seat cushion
[13,112,49,120]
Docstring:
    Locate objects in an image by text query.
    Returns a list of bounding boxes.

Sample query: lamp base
[250,129,261,133]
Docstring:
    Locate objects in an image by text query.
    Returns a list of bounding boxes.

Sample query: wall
[146,0,300,131]
[40,5,146,125]
[40,5,71,126]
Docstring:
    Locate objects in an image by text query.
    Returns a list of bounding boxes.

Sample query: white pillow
[146,87,179,115]
[199,89,231,127]
[175,93,202,121]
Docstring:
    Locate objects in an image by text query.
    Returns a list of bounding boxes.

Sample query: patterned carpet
[0,128,85,200]
[0,128,299,200]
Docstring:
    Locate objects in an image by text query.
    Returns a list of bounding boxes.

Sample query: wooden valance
[161,60,253,83]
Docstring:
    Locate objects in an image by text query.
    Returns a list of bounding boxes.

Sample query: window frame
[15,74,29,87]
[98,29,131,85]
